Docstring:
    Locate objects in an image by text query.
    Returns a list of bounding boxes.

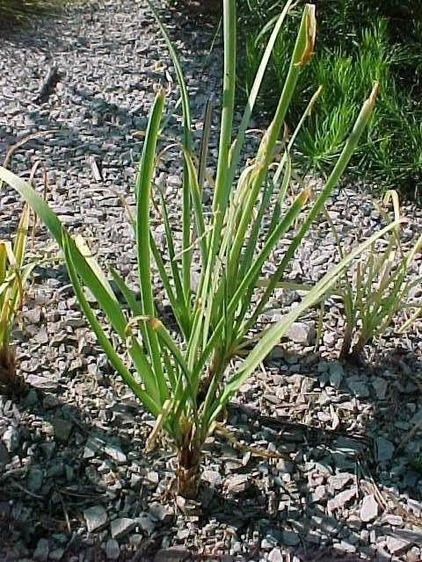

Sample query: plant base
[0,346,23,395]
[174,446,202,499]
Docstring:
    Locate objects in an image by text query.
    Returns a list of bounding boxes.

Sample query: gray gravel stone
[376,436,395,462]
[328,473,354,491]
[52,418,73,443]
[137,512,156,535]
[347,377,370,398]
[33,538,49,562]
[268,547,284,562]
[25,375,58,391]
[381,514,403,526]
[2,426,20,452]
[286,321,316,345]
[110,517,137,539]
[224,474,249,493]
[83,505,108,533]
[327,488,356,512]
[360,494,378,522]
[105,539,120,560]
[202,469,222,486]
[27,467,44,492]
[0,440,10,466]
[105,444,127,464]
[386,535,410,555]
[282,529,300,546]
[328,361,344,388]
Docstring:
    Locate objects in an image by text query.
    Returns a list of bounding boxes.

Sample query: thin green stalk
[135,89,167,398]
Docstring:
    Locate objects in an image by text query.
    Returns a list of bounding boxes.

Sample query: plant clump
[0,0,400,498]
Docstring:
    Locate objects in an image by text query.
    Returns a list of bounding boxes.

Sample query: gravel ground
[1,1,422,561]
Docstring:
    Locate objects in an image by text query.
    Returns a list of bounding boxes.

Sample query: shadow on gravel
[1,2,421,561]
[1,341,421,560]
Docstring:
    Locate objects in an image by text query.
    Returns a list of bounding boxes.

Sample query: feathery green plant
[0,1,397,497]
[238,1,421,202]
[0,0,70,24]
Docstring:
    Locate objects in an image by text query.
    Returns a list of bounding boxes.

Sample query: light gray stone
[137,512,156,535]
[26,374,58,391]
[2,426,20,453]
[83,505,108,532]
[327,488,356,512]
[202,469,222,486]
[105,444,127,464]
[224,474,249,493]
[386,535,410,554]
[149,502,171,522]
[334,540,356,554]
[360,494,378,522]
[268,548,284,562]
[286,321,315,345]
[328,473,353,491]
[381,513,403,526]
[311,485,327,503]
[110,517,137,539]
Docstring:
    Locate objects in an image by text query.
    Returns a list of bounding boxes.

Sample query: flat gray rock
[83,505,108,533]
[327,488,356,512]
[110,517,137,539]
[328,473,353,491]
[386,535,410,555]
[268,547,284,562]
[105,444,127,464]
[376,436,395,462]
[282,530,300,546]
[154,548,191,562]
[0,441,10,466]
[286,321,316,345]
[52,418,73,443]
[33,538,49,562]
[2,426,20,453]
[104,539,120,560]
[223,474,249,493]
[360,494,378,522]
[328,362,344,388]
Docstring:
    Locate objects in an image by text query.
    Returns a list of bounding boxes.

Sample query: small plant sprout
[0,1,399,497]
[0,203,35,394]
[326,189,421,361]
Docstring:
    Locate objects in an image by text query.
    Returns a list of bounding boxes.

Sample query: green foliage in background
[0,0,72,24]
[237,0,422,202]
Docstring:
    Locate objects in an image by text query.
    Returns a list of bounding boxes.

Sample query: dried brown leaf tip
[296,4,316,67]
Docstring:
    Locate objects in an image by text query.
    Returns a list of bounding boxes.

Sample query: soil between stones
[0,1,421,561]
